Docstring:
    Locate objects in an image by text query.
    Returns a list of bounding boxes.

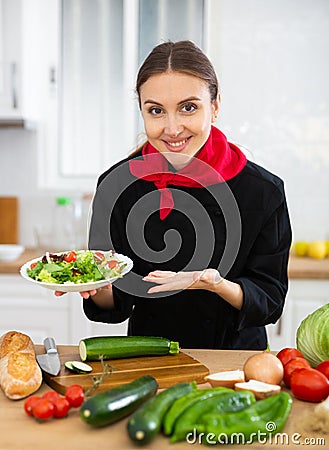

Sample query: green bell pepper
[163,387,232,436]
[170,390,256,443]
[197,392,292,445]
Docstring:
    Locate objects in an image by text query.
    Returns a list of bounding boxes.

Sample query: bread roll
[235,379,281,399]
[0,331,42,400]
[205,369,245,388]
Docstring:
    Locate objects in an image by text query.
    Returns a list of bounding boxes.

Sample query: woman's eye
[149,107,163,115]
[181,103,196,113]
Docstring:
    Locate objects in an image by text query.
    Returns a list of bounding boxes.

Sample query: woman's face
[139,72,219,169]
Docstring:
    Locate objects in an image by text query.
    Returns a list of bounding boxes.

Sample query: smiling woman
[62,40,294,351]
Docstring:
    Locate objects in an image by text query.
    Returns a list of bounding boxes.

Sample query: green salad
[26,250,126,285]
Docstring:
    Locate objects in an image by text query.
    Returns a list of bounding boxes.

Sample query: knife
[36,337,61,376]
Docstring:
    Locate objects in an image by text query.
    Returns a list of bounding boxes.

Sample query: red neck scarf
[129,126,246,220]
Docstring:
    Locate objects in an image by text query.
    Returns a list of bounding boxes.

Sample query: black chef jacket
[83,154,292,350]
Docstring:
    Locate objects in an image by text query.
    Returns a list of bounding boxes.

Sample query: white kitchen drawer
[0,274,128,345]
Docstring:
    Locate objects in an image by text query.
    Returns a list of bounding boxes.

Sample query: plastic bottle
[52,196,76,251]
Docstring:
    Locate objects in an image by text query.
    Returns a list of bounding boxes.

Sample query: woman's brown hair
[136,40,219,107]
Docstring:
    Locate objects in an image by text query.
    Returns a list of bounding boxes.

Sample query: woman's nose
[164,115,184,137]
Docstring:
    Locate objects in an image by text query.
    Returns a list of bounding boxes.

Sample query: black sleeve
[233,181,292,331]
[82,284,134,324]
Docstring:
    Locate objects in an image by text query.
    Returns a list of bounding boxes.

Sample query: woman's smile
[163,136,192,152]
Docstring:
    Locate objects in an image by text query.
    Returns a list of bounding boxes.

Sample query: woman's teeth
[167,139,188,147]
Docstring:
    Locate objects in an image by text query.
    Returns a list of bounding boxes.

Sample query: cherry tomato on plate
[64,251,77,263]
[107,260,120,270]
[93,251,105,262]
[283,357,310,387]
[65,384,84,408]
[24,395,41,417]
[276,347,304,367]
[53,397,71,418]
[291,368,329,402]
[316,360,329,380]
[32,398,55,420]
[42,390,60,403]
[30,262,37,270]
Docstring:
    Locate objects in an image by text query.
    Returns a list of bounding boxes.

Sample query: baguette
[0,331,42,400]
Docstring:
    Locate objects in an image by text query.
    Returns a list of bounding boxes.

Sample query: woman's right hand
[54,289,97,299]
[54,284,112,299]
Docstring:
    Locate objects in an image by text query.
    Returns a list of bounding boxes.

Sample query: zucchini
[79,336,180,361]
[80,375,158,427]
[65,361,92,374]
[127,381,195,444]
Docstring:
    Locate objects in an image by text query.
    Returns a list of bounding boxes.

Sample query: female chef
[58,40,292,350]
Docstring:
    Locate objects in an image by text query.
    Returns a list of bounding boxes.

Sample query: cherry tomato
[93,251,105,262]
[42,390,60,403]
[283,357,311,387]
[65,384,84,408]
[316,360,329,380]
[64,251,77,262]
[24,395,41,417]
[32,398,55,420]
[107,260,119,270]
[53,397,71,418]
[276,347,304,367]
[30,262,37,270]
[291,368,329,402]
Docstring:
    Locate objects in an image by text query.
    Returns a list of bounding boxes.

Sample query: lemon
[307,241,327,259]
[294,241,309,257]
[326,241,329,257]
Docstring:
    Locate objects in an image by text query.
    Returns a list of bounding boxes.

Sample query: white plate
[20,251,133,292]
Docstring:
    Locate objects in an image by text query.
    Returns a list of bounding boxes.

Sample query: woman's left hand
[143,268,222,294]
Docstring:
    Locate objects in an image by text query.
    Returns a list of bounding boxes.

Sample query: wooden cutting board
[40,350,210,395]
[0,197,18,244]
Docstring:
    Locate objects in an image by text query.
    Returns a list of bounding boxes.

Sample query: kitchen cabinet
[0,274,128,345]
[0,0,20,122]
[266,280,329,351]
[0,0,58,128]
[39,0,207,190]
[2,273,327,350]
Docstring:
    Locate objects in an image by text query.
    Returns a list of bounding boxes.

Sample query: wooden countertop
[0,248,56,275]
[287,255,329,279]
[1,248,329,279]
[0,347,326,450]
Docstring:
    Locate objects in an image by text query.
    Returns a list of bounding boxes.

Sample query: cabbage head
[296,303,329,367]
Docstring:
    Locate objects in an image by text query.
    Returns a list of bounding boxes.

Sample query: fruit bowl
[0,244,25,262]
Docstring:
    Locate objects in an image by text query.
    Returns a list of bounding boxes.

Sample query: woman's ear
[211,96,220,123]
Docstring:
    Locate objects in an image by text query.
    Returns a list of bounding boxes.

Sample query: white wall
[208,0,329,241]
[0,0,328,245]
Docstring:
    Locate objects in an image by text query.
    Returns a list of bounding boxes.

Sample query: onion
[243,351,284,385]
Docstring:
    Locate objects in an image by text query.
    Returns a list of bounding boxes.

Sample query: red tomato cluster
[24,384,84,421]
[276,347,329,403]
